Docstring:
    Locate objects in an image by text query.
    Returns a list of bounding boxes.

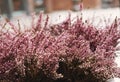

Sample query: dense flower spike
[0,13,120,82]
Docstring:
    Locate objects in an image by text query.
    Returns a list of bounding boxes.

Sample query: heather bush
[0,13,120,82]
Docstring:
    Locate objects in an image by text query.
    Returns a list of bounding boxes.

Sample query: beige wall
[44,0,73,13]
[82,0,101,9]
[27,0,34,13]
[112,0,119,7]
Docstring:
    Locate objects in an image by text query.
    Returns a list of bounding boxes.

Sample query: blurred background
[0,0,120,19]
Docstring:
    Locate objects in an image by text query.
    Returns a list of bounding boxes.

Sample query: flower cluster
[0,13,120,82]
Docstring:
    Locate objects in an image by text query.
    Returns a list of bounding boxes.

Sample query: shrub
[0,13,120,82]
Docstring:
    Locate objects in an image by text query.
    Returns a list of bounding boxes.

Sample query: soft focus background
[0,0,120,19]
[0,0,120,66]
[0,0,120,67]
[0,0,120,81]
